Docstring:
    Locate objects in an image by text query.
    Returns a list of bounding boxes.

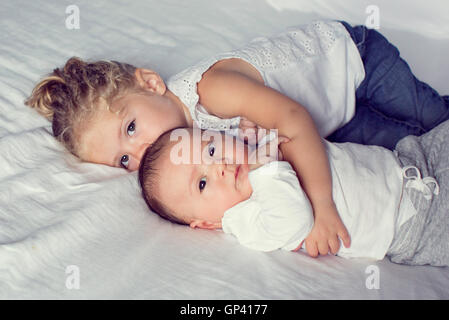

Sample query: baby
[139,125,448,267]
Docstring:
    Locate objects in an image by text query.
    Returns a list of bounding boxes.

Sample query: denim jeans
[327,21,449,150]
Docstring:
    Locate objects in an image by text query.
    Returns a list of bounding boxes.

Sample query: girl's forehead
[109,89,147,113]
[76,107,121,164]
[108,94,133,115]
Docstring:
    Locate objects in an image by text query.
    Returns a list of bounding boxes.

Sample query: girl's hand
[304,202,351,257]
[238,117,264,145]
[276,136,289,161]
[248,134,290,165]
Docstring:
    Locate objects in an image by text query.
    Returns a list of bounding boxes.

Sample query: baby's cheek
[243,179,253,199]
[238,168,253,199]
[218,195,240,219]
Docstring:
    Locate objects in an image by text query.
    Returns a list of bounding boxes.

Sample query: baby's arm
[198,69,350,256]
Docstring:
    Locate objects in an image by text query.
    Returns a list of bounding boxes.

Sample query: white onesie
[222,141,417,260]
[166,20,365,138]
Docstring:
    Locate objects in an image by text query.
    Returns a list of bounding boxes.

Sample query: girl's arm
[198,69,351,257]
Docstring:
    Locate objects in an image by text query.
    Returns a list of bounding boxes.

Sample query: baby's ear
[189,220,221,230]
[134,68,166,95]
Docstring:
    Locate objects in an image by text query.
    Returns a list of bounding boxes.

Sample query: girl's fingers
[238,128,257,145]
[239,118,257,128]
[339,229,351,248]
[277,136,290,144]
[328,237,340,255]
[305,240,318,258]
[242,128,257,135]
[277,149,284,161]
[317,240,329,256]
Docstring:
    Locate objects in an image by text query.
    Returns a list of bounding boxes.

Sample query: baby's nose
[212,162,226,177]
[215,162,235,177]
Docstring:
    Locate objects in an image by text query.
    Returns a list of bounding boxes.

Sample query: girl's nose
[137,142,150,162]
[126,142,150,172]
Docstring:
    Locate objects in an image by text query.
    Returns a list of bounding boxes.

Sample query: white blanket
[1,0,448,299]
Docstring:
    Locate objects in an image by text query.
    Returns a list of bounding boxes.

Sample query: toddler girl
[138,124,448,267]
[25,20,449,257]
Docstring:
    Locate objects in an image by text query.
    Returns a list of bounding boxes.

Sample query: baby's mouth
[235,164,241,180]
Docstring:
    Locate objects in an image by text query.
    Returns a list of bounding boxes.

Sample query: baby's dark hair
[138,128,188,225]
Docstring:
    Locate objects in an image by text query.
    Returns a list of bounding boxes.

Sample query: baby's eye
[127,120,136,136]
[199,177,207,192]
[208,142,215,157]
[120,155,129,169]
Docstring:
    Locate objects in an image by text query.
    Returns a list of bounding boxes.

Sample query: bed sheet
[1,0,448,299]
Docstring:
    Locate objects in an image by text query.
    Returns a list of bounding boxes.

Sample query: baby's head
[26,57,187,171]
[139,128,253,229]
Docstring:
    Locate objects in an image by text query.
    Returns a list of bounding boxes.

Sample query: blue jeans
[327,21,449,150]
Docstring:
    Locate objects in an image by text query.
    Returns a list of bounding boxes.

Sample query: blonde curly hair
[25,57,141,158]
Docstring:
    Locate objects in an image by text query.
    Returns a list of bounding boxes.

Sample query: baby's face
[156,129,253,229]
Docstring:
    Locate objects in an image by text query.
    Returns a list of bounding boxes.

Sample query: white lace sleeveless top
[166,20,365,137]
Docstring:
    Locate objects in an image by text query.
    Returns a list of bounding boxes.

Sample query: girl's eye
[120,155,129,169]
[208,142,215,157]
[199,177,207,192]
[127,120,136,136]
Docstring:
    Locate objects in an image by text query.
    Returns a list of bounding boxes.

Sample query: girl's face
[78,90,188,171]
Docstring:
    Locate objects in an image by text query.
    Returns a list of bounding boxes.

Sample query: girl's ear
[189,220,222,230]
[134,68,166,95]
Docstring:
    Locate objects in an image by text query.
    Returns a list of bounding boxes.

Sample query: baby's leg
[329,21,449,150]
[388,182,449,267]
[387,120,449,267]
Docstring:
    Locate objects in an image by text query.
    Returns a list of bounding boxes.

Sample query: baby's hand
[304,203,350,257]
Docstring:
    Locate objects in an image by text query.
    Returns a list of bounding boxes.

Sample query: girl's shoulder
[204,57,264,85]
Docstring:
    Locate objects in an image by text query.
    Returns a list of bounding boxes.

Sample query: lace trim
[246,20,341,71]
[166,20,345,131]
[167,53,244,131]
